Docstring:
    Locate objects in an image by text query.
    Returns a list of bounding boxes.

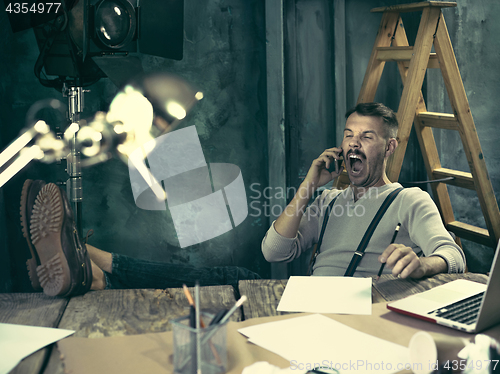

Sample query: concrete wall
[0,0,270,292]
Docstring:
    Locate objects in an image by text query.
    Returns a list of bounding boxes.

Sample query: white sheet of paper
[238,314,409,374]
[0,323,74,374]
[277,276,372,315]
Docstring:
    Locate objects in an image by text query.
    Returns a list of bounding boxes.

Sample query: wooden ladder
[343,1,500,248]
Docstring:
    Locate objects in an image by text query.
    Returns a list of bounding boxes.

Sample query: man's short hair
[345,102,398,139]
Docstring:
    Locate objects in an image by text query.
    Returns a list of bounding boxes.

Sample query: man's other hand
[378,243,448,279]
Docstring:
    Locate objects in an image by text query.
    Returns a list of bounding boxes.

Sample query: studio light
[92,0,137,50]
[5,0,184,88]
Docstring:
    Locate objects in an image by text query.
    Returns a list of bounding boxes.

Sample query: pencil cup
[409,331,468,374]
[171,312,228,374]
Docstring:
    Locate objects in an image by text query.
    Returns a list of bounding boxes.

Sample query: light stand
[63,84,86,238]
[0,72,203,224]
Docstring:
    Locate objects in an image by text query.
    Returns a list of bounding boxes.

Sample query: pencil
[376,223,401,281]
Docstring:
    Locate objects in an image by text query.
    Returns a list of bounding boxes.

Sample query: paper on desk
[238,314,409,373]
[0,323,74,374]
[277,276,372,315]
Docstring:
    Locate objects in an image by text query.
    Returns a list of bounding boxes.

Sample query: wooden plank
[56,287,238,338]
[239,279,289,319]
[387,7,441,182]
[371,2,457,13]
[334,0,347,146]
[434,15,500,247]
[403,56,440,69]
[266,0,288,279]
[0,293,68,374]
[433,167,475,190]
[239,274,490,320]
[372,273,488,302]
[447,221,491,247]
[357,11,400,103]
[417,112,459,130]
[377,46,440,69]
[377,46,414,60]
[377,47,439,68]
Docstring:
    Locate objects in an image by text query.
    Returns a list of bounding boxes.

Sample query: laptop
[387,239,500,333]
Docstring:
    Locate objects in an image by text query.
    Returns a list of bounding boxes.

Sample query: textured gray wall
[0,0,270,292]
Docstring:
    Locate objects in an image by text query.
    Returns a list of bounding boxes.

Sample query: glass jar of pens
[171,283,247,374]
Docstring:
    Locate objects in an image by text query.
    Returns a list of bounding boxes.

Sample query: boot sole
[30,184,71,297]
[20,179,42,290]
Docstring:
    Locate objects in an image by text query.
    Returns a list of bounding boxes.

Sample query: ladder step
[417,112,459,130]
[446,221,491,247]
[433,168,475,190]
[377,47,439,68]
[371,1,457,13]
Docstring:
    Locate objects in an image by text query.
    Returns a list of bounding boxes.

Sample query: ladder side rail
[387,7,441,182]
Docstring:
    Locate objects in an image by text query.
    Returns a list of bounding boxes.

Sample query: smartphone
[330,149,343,174]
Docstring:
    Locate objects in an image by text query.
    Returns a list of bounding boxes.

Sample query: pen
[201,295,247,345]
[376,223,401,281]
[209,309,228,326]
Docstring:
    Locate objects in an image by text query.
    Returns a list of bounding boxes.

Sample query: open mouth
[348,153,364,175]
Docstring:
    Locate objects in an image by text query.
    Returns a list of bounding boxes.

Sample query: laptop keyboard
[428,292,485,325]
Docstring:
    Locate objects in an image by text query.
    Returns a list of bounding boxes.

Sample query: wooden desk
[239,273,489,319]
[0,273,490,374]
[0,286,238,374]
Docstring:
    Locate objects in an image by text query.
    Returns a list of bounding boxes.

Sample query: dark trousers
[103,253,261,290]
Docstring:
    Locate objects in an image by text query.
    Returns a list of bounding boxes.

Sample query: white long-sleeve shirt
[262,183,466,276]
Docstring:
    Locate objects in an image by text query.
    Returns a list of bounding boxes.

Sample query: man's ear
[385,138,398,158]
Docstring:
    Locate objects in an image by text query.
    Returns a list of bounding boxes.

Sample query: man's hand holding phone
[274,147,343,238]
[301,147,344,198]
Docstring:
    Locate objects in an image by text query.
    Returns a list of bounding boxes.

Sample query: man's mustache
[346,149,366,160]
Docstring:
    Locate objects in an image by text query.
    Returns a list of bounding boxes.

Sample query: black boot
[28,182,92,297]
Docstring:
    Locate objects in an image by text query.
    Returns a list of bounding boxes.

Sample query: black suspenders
[308,187,403,276]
